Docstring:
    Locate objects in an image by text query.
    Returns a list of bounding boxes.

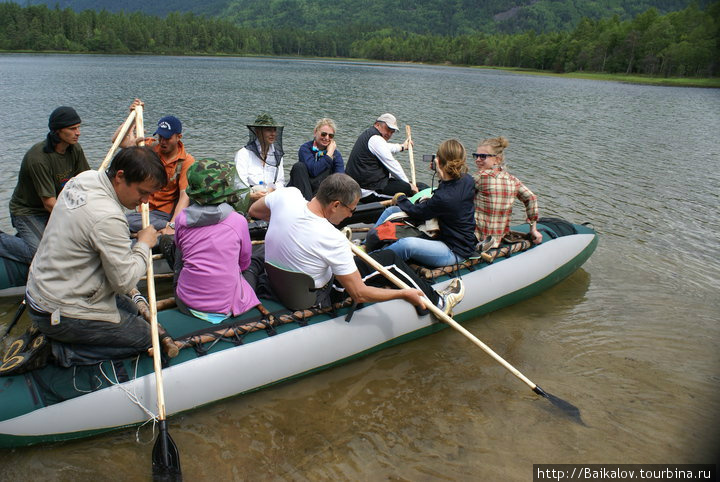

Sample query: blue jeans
[30,295,152,367]
[0,213,50,264]
[126,209,171,232]
[373,206,461,267]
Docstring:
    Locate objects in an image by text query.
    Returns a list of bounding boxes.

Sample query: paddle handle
[348,242,538,391]
[98,109,137,172]
[405,125,416,186]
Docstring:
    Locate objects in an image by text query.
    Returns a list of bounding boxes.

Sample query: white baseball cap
[376,113,399,131]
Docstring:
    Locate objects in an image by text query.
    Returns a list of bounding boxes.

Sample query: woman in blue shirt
[288,118,345,200]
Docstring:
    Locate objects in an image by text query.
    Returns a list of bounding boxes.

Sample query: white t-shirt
[234,141,285,188]
[264,188,357,288]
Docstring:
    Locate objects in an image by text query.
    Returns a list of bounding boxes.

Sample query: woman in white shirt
[234,113,285,202]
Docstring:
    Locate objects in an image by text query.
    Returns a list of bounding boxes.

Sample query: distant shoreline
[3,50,718,89]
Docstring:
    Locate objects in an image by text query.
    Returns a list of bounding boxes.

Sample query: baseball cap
[376,113,399,131]
[154,115,182,138]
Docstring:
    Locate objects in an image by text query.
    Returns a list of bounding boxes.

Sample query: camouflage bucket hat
[185,158,252,214]
[247,113,282,129]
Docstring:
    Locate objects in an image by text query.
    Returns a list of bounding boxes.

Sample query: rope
[97,355,160,444]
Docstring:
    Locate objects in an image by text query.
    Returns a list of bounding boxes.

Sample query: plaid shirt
[473,166,539,246]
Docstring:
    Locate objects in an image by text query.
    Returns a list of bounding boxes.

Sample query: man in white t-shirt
[249,173,463,311]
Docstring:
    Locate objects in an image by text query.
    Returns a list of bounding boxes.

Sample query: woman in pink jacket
[174,159,258,323]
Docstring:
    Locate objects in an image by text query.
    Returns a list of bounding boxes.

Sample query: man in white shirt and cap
[345,113,428,203]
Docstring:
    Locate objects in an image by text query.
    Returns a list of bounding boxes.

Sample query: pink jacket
[175,207,259,316]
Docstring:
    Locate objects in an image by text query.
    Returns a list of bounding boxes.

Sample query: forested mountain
[3,1,717,77]
[20,0,713,35]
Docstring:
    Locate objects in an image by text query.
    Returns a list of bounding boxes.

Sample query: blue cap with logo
[154,115,182,138]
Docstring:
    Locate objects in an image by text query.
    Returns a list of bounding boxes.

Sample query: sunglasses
[472,153,497,160]
[319,132,335,138]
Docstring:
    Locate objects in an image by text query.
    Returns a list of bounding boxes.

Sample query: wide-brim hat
[246,113,283,129]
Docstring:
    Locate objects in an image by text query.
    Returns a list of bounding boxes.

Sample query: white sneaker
[436,278,465,316]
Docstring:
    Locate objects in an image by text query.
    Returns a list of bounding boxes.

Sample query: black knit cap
[48,106,81,131]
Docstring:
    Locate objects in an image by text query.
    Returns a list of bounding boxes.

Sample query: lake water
[0,54,718,480]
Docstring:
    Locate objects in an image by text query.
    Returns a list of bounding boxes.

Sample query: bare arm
[248,195,271,221]
[335,270,426,308]
[41,196,56,213]
[160,190,190,235]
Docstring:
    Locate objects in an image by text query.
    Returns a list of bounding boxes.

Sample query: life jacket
[365,213,428,253]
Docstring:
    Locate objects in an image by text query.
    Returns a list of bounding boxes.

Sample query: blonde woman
[371,139,477,267]
[473,136,542,247]
[287,118,345,200]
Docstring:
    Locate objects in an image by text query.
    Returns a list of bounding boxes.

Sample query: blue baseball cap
[154,115,182,138]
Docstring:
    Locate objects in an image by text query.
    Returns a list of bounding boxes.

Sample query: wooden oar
[142,203,182,480]
[135,104,181,479]
[347,241,584,425]
[0,299,26,343]
[405,125,416,185]
[97,108,137,172]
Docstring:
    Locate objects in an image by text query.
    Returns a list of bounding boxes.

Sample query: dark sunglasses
[319,132,335,138]
[472,153,497,160]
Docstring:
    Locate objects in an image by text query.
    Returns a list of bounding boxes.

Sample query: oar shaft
[134,105,145,147]
[137,106,166,420]
[405,125,416,185]
[142,203,167,420]
[98,109,137,172]
[348,242,538,391]
[1,299,26,342]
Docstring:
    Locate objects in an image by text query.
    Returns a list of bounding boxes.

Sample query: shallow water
[0,54,718,480]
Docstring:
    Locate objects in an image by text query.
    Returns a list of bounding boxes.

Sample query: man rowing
[25,147,177,366]
[0,107,90,264]
[345,113,428,204]
[248,173,463,313]
[116,99,196,236]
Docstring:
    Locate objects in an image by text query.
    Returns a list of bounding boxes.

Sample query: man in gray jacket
[25,147,172,366]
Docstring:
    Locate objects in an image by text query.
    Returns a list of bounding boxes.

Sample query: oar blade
[152,421,182,481]
[533,386,585,426]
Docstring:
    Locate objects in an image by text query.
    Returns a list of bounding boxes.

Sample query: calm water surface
[0,54,718,480]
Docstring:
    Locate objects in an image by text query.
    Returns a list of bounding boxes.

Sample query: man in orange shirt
[117,100,195,235]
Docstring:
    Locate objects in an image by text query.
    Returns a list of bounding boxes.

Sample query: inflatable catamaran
[0,219,597,448]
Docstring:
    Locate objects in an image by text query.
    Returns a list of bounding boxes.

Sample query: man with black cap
[117,99,195,235]
[0,106,90,264]
[346,113,426,204]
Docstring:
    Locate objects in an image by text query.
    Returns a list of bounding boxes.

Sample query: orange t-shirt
[144,140,195,214]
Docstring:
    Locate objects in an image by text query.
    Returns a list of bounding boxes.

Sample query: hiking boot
[436,278,465,316]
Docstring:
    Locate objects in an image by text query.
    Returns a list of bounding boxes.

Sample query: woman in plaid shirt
[473,136,543,248]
